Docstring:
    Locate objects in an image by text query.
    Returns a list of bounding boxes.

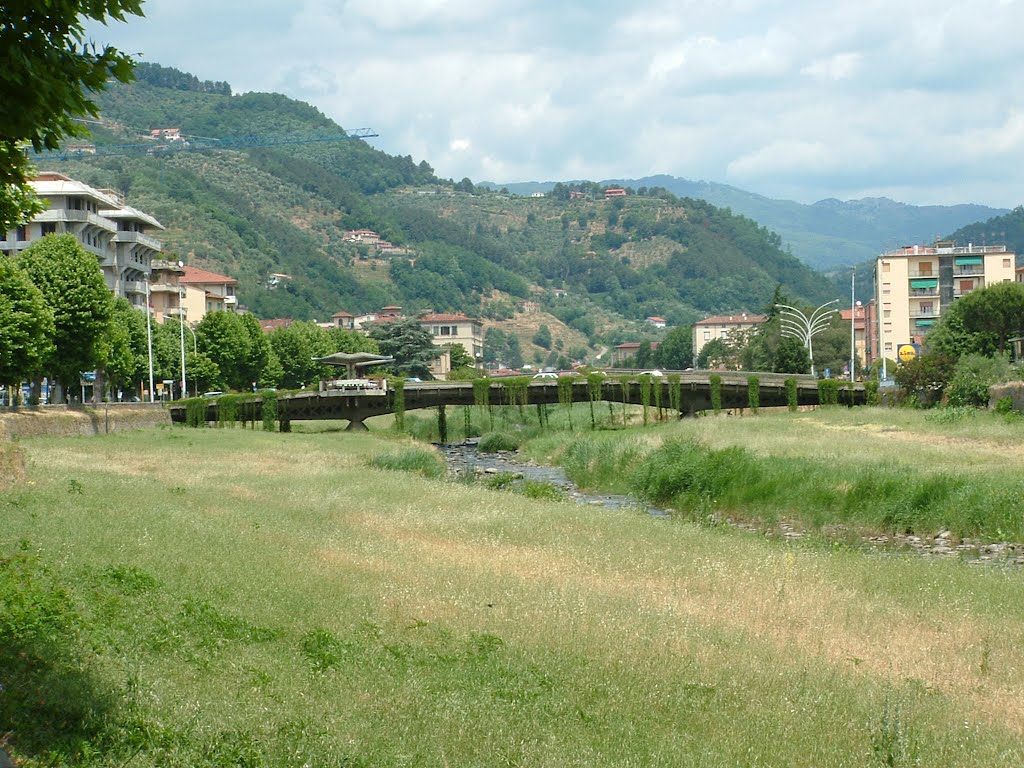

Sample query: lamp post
[179,311,187,401]
[776,299,839,377]
[850,269,856,382]
[145,278,155,402]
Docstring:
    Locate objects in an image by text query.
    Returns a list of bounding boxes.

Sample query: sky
[86,0,1024,208]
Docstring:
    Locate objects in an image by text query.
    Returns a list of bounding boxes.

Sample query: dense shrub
[478,432,520,452]
[945,354,1015,408]
[368,446,445,478]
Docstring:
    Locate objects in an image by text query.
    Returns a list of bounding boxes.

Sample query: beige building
[875,243,1016,359]
[419,313,484,368]
[692,313,767,362]
[179,265,239,322]
[0,172,163,309]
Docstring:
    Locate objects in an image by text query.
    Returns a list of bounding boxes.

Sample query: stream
[439,441,1024,567]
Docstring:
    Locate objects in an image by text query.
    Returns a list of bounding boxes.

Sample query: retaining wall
[0,404,171,441]
[989,382,1024,412]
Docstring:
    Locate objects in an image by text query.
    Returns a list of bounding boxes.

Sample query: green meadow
[2,409,1024,766]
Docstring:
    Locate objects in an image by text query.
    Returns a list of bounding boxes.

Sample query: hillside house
[179,265,239,321]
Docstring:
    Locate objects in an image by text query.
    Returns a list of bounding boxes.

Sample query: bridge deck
[167,372,866,430]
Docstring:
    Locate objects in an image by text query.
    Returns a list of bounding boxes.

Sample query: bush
[784,378,798,411]
[747,376,760,413]
[946,354,1015,408]
[478,432,520,452]
[368,446,445,478]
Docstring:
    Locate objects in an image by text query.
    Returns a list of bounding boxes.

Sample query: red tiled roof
[419,313,477,323]
[260,318,293,332]
[180,265,237,285]
[332,310,354,318]
[694,313,767,326]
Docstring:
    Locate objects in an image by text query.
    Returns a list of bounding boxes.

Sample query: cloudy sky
[87,0,1024,207]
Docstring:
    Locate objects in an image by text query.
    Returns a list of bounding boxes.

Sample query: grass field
[2,419,1024,766]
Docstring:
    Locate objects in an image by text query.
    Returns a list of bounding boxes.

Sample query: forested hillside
[490,175,1008,270]
[946,206,1024,259]
[36,64,837,356]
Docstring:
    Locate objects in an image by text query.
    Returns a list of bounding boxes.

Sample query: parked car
[532,372,558,380]
[639,370,664,377]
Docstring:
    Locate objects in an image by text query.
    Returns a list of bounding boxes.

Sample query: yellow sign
[897,344,918,363]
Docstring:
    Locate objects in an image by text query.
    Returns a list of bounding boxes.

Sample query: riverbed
[439,440,1024,567]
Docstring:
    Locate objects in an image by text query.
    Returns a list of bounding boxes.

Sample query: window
[15,225,26,241]
[883,310,891,319]
[440,326,451,336]
[959,280,973,294]
[41,222,56,235]
[703,331,711,341]
[918,262,932,276]
[918,302,933,315]
[882,262,890,273]
[1003,258,1012,269]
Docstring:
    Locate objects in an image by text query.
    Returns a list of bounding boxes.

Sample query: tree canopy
[368,318,440,378]
[17,234,113,394]
[0,0,143,230]
[0,258,54,395]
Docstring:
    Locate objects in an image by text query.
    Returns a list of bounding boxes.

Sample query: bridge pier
[345,418,369,431]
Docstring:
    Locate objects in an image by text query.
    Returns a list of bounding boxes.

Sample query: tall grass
[3,427,1024,766]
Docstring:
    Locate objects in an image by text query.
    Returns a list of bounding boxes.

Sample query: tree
[894,353,956,407]
[0,258,54,400]
[195,312,252,391]
[17,234,113,399]
[444,343,474,371]
[96,297,141,400]
[533,324,552,349]
[656,325,694,370]
[1,1,144,230]
[954,282,1024,355]
[268,322,332,390]
[697,338,730,369]
[368,318,440,378]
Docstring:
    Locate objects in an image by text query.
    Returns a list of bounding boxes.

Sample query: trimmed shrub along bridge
[168,372,868,432]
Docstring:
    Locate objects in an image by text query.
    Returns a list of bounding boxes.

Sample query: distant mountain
[484,176,1009,270]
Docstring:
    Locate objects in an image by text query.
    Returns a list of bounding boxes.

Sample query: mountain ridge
[481,176,1008,270]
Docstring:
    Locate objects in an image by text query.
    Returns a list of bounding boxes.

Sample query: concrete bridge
[167,371,866,431]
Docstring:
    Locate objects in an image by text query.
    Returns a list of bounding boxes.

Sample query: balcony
[953,264,985,277]
[149,282,181,294]
[123,280,148,296]
[35,209,117,232]
[908,287,938,297]
[909,309,941,319]
[908,269,937,278]
[112,230,162,250]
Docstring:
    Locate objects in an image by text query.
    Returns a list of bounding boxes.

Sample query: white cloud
[84,0,1024,207]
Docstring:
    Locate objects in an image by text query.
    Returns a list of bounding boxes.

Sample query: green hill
[36,64,837,350]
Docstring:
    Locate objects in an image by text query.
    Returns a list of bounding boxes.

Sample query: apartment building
[875,243,1016,359]
[0,172,163,308]
[149,259,185,323]
[692,313,767,362]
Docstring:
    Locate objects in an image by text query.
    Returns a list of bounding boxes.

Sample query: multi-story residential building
[100,203,165,309]
[179,265,239,322]
[149,259,185,323]
[692,313,767,362]
[874,242,1016,359]
[0,172,164,307]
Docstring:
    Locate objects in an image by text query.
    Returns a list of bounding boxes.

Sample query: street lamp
[776,299,840,377]
[145,278,155,402]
